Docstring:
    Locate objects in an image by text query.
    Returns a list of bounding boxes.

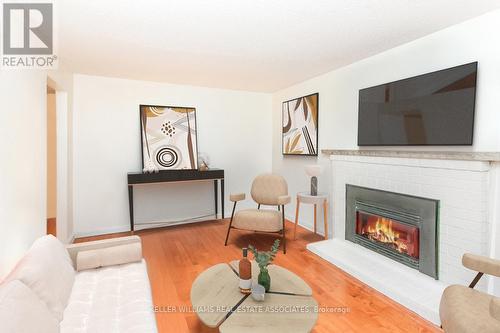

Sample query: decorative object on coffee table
[282,93,319,156]
[305,165,323,196]
[238,248,252,294]
[140,104,198,170]
[294,191,329,240]
[251,283,265,302]
[249,239,280,292]
[191,261,317,332]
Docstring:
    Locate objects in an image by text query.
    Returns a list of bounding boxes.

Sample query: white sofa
[0,235,158,333]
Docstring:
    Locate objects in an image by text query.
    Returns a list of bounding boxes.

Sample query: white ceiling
[57,0,500,92]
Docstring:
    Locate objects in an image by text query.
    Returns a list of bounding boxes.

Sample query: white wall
[72,74,272,236]
[0,71,47,277]
[272,10,500,233]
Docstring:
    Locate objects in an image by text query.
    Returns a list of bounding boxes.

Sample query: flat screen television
[357,62,477,146]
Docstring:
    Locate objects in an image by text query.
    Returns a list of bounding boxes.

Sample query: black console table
[127,169,225,231]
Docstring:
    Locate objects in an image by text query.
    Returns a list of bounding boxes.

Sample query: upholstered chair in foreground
[225,174,291,253]
[439,253,500,332]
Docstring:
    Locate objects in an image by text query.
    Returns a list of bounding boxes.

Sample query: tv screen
[357,62,477,146]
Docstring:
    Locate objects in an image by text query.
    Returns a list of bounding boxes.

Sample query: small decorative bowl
[251,283,265,302]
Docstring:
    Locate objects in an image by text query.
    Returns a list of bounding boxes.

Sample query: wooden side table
[293,192,329,240]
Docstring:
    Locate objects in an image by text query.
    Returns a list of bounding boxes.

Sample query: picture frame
[282,93,319,156]
[140,104,199,170]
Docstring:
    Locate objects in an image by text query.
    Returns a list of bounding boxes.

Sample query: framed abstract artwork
[140,104,199,170]
[282,93,318,156]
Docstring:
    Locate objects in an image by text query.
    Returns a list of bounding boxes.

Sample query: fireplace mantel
[321,149,500,162]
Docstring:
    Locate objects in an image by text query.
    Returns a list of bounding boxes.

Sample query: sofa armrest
[230,193,245,202]
[277,195,291,205]
[66,235,142,269]
[463,253,500,277]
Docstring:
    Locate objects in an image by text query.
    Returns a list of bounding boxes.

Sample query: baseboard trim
[66,234,75,244]
[284,213,325,237]
[74,226,131,238]
[74,214,221,238]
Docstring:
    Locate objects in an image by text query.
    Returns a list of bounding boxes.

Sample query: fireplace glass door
[346,185,438,279]
[355,211,420,260]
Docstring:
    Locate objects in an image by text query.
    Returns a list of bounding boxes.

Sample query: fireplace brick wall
[331,155,490,290]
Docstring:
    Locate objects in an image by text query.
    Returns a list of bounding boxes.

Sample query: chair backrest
[250,173,288,205]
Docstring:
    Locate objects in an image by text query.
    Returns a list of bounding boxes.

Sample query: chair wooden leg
[282,205,286,254]
[225,202,237,246]
[293,197,300,240]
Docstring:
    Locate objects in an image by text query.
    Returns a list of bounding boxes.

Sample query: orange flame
[363,217,408,254]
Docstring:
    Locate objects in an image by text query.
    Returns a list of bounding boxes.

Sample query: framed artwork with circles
[140,104,199,170]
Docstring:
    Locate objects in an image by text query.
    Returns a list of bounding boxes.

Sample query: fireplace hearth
[346,185,439,279]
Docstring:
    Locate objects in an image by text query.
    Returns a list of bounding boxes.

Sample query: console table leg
[214,180,218,219]
[128,185,134,233]
[221,179,225,219]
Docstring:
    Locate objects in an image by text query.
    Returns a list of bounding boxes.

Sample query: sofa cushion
[0,280,59,333]
[76,242,142,271]
[60,259,157,332]
[5,235,75,321]
[66,236,141,268]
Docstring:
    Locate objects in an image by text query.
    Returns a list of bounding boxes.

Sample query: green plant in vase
[248,239,280,292]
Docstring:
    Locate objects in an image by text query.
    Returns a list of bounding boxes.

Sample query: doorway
[47,85,57,236]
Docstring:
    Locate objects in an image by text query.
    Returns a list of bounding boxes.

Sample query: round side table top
[297,191,328,204]
[190,261,318,333]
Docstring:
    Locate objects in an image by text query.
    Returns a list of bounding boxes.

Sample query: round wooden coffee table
[190,261,318,333]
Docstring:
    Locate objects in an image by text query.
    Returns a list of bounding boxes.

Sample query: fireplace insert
[346,185,439,279]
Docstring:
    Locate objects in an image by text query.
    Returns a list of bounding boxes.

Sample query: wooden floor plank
[75,219,442,333]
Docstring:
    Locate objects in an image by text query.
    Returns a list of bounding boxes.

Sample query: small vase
[311,176,318,196]
[258,268,271,292]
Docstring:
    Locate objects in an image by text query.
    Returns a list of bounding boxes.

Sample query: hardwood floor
[76,219,442,333]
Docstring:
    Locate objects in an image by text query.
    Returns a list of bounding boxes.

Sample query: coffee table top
[190,261,318,333]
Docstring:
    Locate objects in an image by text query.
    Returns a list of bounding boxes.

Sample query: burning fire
[362,217,409,254]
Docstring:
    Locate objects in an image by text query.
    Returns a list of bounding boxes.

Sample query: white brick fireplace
[307,150,500,324]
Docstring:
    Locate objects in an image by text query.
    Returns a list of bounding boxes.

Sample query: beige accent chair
[225,174,291,253]
[439,253,500,333]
